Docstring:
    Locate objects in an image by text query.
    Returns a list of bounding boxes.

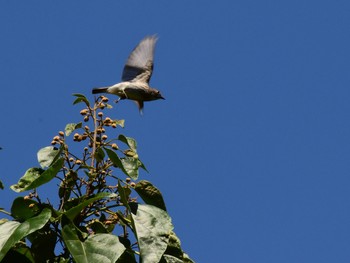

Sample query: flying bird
[92,35,164,113]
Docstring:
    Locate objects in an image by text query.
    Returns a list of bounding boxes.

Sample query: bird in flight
[92,35,164,113]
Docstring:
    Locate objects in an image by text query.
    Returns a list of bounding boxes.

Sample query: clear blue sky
[1,1,350,262]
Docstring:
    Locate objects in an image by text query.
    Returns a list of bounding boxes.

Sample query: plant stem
[91,100,98,168]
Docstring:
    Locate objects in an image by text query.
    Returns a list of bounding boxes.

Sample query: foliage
[0,94,193,263]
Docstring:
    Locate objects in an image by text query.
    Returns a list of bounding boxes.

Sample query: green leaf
[106,147,148,179]
[164,232,183,258]
[182,253,195,263]
[10,168,44,192]
[72,93,90,107]
[88,220,108,234]
[64,193,117,221]
[65,122,83,136]
[115,211,131,226]
[10,158,64,192]
[62,222,125,263]
[117,180,131,209]
[161,255,183,263]
[139,159,149,173]
[59,170,78,200]
[116,250,137,263]
[104,148,128,175]
[11,197,40,221]
[15,246,36,263]
[118,135,137,152]
[161,232,195,263]
[0,208,51,261]
[95,147,105,163]
[134,180,167,211]
[28,225,57,262]
[0,221,20,261]
[130,204,173,263]
[37,146,61,168]
[115,119,125,128]
[2,246,35,263]
[120,157,144,180]
[0,180,4,190]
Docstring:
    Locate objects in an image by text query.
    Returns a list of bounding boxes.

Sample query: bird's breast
[107,81,156,101]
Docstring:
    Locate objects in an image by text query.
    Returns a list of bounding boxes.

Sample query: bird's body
[92,35,164,113]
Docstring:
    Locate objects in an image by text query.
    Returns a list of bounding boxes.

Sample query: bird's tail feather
[92,87,108,94]
[134,100,144,115]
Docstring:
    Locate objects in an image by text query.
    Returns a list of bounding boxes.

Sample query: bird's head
[150,88,165,100]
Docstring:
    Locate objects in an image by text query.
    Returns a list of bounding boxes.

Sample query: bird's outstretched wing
[121,35,158,83]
